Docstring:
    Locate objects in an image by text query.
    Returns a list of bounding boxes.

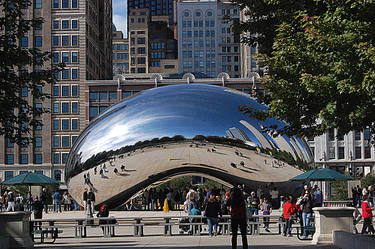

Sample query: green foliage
[234,0,375,138]
[156,176,191,192]
[0,0,64,145]
[361,174,375,188]
[331,181,348,201]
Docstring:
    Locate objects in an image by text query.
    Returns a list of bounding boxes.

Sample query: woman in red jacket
[361,194,374,234]
[283,196,296,237]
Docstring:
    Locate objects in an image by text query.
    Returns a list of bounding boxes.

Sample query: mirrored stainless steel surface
[66,84,312,208]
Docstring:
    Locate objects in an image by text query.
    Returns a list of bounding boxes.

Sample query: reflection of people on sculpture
[114,168,129,176]
[121,165,126,171]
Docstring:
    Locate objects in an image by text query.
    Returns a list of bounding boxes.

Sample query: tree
[0,0,64,145]
[235,0,375,138]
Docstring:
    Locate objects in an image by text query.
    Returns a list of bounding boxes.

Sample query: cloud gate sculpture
[66,84,312,208]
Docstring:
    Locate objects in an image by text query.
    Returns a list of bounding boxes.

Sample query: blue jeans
[207,217,218,236]
[252,208,259,222]
[302,212,312,237]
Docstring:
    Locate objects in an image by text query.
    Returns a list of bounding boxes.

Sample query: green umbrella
[291,168,351,181]
[2,172,60,210]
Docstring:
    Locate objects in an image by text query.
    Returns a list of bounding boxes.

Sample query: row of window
[52,0,78,9]
[52,118,79,131]
[89,106,108,120]
[6,153,43,164]
[150,42,165,49]
[222,65,239,72]
[183,10,214,18]
[89,91,118,102]
[53,135,78,148]
[182,50,216,58]
[53,152,70,165]
[53,84,79,97]
[20,36,43,47]
[53,101,79,114]
[53,51,79,63]
[182,20,215,28]
[112,44,129,51]
[327,129,371,141]
[150,61,161,67]
[150,52,166,59]
[183,61,216,68]
[130,67,146,73]
[222,56,239,63]
[183,40,216,48]
[113,63,129,69]
[53,35,79,47]
[182,30,215,38]
[113,53,129,60]
[55,68,79,80]
[52,19,79,30]
[130,57,146,65]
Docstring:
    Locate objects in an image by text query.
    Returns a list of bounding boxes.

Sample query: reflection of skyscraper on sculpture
[226,127,250,142]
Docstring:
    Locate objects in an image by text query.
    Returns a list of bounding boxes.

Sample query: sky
[112,0,127,36]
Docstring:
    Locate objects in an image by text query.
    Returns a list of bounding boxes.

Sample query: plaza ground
[34,211,340,249]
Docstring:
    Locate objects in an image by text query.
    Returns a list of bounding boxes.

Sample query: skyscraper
[0,0,112,183]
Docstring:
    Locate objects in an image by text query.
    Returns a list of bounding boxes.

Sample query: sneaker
[288,234,293,237]
[282,233,287,237]
[214,232,217,236]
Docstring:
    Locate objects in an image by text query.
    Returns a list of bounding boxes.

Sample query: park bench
[31,228,63,244]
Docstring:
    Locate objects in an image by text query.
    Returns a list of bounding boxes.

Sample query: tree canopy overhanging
[234,0,375,138]
[0,0,64,145]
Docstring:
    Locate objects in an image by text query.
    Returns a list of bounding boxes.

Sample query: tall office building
[177,0,241,78]
[0,0,112,183]
[128,0,175,28]
[113,28,129,75]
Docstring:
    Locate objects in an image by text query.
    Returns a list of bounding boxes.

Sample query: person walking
[33,196,43,229]
[282,196,296,237]
[226,187,248,249]
[300,191,314,239]
[40,188,48,213]
[6,189,15,212]
[361,194,375,234]
[204,194,222,237]
[262,198,272,232]
[52,190,62,213]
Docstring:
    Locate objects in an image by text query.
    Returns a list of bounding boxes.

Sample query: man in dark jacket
[86,189,95,217]
[40,188,48,213]
[34,196,43,229]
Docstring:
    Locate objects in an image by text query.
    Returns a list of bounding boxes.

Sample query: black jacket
[204,201,221,218]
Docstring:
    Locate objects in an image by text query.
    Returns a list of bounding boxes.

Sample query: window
[72,85,78,96]
[365,146,371,159]
[62,52,70,63]
[34,36,42,47]
[72,119,78,130]
[62,36,70,46]
[109,91,117,101]
[54,170,62,181]
[53,0,59,8]
[99,92,107,102]
[52,119,60,130]
[62,119,70,130]
[72,52,78,62]
[328,147,335,159]
[62,0,69,8]
[328,128,335,141]
[355,131,361,140]
[72,35,78,46]
[89,92,98,101]
[72,0,78,8]
[62,136,70,147]
[35,120,42,131]
[21,87,28,97]
[53,52,59,63]
[196,11,201,17]
[72,68,78,79]
[72,135,78,144]
[53,36,59,46]
[21,37,28,47]
[71,102,78,113]
[20,154,28,164]
[34,154,42,164]
[137,38,145,44]
[72,20,78,29]
[62,69,70,79]
[5,171,14,181]
[137,67,146,73]
[364,128,370,140]
[355,146,361,159]
[53,102,59,113]
[53,136,60,147]
[89,106,99,119]
[62,20,70,29]
[35,137,42,147]
[62,153,69,164]
[53,153,60,164]
[6,154,14,165]
[137,47,146,54]
[137,57,146,64]
[62,102,70,113]
[34,0,42,8]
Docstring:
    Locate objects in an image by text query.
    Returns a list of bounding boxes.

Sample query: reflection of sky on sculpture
[70,84,311,164]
